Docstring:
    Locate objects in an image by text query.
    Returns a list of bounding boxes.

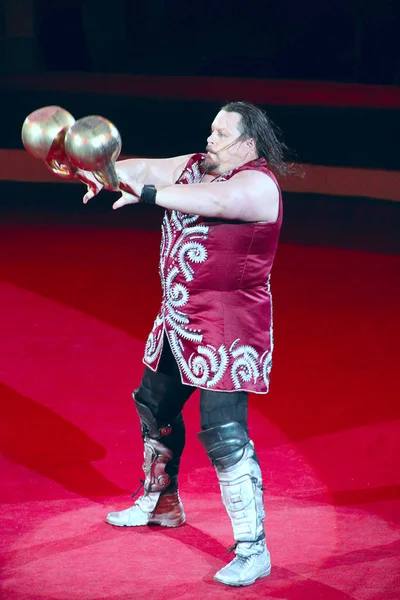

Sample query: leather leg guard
[198,422,271,586]
[105,394,185,528]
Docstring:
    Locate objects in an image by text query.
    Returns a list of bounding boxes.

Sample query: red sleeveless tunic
[143,153,283,394]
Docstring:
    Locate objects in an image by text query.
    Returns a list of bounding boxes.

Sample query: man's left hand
[112,168,143,210]
[112,189,141,210]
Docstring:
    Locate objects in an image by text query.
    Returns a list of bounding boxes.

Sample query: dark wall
[5,0,400,85]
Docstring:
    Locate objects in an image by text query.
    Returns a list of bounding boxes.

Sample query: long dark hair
[222,101,295,176]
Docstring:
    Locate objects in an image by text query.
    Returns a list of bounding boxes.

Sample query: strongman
[85,102,286,586]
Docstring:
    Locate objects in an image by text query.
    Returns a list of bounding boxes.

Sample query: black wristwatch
[139,185,157,204]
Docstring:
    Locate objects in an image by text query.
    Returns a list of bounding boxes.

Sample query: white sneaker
[106,488,186,528]
[214,545,271,586]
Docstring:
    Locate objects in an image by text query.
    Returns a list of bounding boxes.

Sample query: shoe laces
[233,555,252,570]
[131,479,161,511]
[131,479,145,499]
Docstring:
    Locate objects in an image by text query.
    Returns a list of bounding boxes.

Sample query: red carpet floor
[0,218,399,600]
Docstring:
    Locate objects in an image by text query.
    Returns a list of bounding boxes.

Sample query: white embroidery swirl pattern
[178,242,208,282]
[230,339,260,389]
[144,314,164,363]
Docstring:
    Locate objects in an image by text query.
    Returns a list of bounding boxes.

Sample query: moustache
[206,138,239,155]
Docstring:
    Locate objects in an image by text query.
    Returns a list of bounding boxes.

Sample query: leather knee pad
[198,422,252,470]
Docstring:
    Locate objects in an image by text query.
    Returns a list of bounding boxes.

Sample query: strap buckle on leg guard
[227,532,266,554]
[133,392,172,440]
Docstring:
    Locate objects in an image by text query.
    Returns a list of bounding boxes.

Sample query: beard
[202,151,219,174]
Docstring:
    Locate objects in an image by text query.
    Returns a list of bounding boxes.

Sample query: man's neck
[215,155,261,176]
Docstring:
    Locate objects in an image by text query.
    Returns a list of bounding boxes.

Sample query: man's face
[204,110,254,174]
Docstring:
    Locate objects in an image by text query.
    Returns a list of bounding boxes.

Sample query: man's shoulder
[230,167,276,184]
[174,153,205,183]
[188,152,206,165]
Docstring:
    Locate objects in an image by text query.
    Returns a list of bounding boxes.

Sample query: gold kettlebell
[64,115,122,191]
[21,105,76,179]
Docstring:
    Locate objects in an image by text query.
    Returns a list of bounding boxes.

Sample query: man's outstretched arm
[81,154,193,203]
[114,170,279,223]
